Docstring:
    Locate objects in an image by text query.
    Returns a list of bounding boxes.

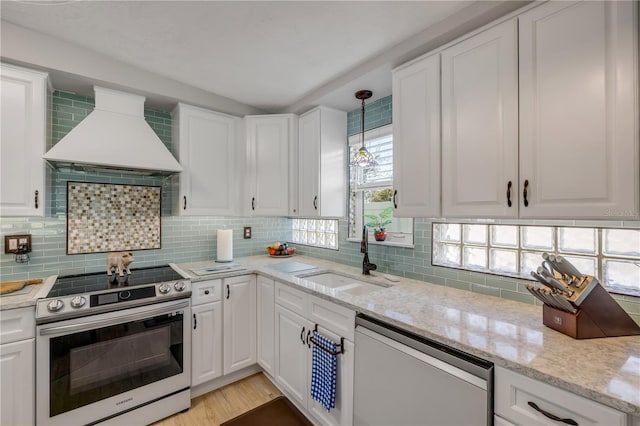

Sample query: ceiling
[0,1,519,113]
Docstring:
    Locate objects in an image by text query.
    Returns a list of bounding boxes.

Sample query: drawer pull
[527,401,578,426]
[204,290,210,295]
[226,284,230,299]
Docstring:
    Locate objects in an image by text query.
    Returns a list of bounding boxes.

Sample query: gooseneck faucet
[361,226,377,275]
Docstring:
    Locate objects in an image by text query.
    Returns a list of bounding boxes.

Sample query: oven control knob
[47,299,64,312]
[70,296,86,309]
[158,283,171,294]
[174,281,187,292]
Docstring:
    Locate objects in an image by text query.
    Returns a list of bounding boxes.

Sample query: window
[292,218,339,249]
[432,223,640,296]
[348,125,413,246]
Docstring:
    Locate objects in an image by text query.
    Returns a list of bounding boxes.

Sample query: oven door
[36,299,191,426]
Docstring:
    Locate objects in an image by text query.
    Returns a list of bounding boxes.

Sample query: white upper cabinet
[1,63,49,217]
[392,53,441,218]
[518,0,638,219]
[245,114,296,216]
[441,19,519,218]
[172,103,240,216]
[297,106,347,218]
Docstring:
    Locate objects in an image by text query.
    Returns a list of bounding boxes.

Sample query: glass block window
[433,224,640,296]
[292,218,338,250]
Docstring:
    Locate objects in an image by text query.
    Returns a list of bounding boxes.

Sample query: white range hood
[43,86,182,176]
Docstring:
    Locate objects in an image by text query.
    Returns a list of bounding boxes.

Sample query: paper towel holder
[216,228,234,263]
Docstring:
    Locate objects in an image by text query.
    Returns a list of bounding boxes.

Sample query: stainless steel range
[35,265,192,426]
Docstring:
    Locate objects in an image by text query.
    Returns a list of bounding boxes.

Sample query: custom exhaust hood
[43,86,182,176]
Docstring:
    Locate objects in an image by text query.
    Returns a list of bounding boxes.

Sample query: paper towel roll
[217,229,233,262]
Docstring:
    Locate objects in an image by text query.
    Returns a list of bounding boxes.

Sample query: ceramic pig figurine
[106,252,134,277]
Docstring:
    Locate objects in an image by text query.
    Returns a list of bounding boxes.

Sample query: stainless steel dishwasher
[354,314,494,426]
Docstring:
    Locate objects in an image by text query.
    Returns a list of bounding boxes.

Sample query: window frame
[347,124,414,248]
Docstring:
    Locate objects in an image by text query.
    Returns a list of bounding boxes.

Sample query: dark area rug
[221,396,312,426]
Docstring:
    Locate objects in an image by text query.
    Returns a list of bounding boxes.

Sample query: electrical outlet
[4,234,32,254]
[244,227,252,239]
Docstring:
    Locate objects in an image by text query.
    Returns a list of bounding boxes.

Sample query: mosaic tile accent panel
[67,182,161,254]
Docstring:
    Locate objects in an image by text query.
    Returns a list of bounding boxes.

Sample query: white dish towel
[310,331,338,411]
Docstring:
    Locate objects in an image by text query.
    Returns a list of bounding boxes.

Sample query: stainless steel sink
[297,272,390,295]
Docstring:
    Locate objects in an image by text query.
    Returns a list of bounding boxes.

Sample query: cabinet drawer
[308,295,354,341]
[275,282,307,316]
[0,306,35,344]
[192,279,222,305]
[495,366,626,426]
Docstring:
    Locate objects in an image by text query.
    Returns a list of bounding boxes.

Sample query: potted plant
[365,206,393,241]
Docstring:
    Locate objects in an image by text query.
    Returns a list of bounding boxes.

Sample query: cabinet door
[298,107,347,218]
[441,19,519,218]
[223,275,256,374]
[307,326,354,426]
[257,276,275,377]
[246,115,292,216]
[392,53,441,217]
[518,1,638,219]
[1,64,48,217]
[191,302,222,386]
[0,339,35,426]
[298,109,321,217]
[173,104,238,216]
[275,305,311,408]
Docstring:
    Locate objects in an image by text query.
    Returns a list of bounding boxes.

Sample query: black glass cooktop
[47,266,184,298]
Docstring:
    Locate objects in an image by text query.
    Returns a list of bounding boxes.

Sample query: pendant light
[350,90,377,168]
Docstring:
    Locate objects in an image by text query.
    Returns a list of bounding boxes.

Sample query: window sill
[347,237,414,249]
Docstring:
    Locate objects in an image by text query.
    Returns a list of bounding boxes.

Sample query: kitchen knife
[532,285,563,309]
[525,285,549,306]
[555,255,584,280]
[550,292,578,314]
[537,267,572,295]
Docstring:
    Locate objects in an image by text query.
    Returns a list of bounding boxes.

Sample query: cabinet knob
[507,181,512,207]
[523,180,529,207]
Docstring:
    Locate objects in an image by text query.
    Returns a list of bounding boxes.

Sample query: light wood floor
[153,373,283,426]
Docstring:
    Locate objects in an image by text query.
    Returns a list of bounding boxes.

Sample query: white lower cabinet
[223,275,257,374]
[257,276,275,377]
[0,307,35,426]
[274,282,355,426]
[495,366,627,426]
[191,279,223,386]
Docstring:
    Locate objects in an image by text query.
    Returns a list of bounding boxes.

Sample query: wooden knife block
[542,281,640,339]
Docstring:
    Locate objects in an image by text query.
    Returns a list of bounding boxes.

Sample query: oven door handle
[39,300,190,336]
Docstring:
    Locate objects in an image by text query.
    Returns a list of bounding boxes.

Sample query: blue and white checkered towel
[310,331,338,412]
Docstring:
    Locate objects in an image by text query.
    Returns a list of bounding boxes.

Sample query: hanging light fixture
[350,90,377,168]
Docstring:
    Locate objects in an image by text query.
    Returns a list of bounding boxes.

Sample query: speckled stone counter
[176,255,640,416]
[0,275,56,310]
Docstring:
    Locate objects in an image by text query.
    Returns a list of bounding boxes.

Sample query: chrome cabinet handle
[507,181,512,207]
[193,313,197,330]
[183,196,187,210]
[251,197,255,211]
[313,196,318,210]
[226,284,230,299]
[393,189,398,209]
[34,190,39,209]
[523,179,529,207]
[527,401,578,425]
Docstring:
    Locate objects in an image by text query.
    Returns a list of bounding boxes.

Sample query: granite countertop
[0,275,56,310]
[177,255,640,416]
[3,257,638,415]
